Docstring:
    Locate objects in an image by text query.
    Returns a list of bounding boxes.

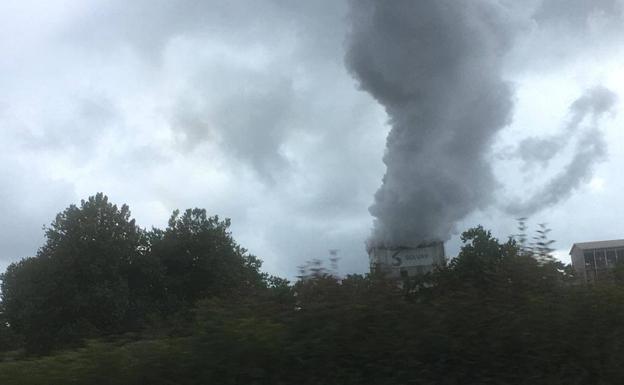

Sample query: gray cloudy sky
[1,0,624,278]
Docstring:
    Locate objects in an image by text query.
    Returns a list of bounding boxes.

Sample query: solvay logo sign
[390,249,433,267]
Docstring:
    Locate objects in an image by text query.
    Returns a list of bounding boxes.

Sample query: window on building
[595,249,607,269]
[617,249,624,262]
[585,251,595,269]
[607,249,617,267]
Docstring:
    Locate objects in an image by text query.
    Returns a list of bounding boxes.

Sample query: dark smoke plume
[346,0,516,247]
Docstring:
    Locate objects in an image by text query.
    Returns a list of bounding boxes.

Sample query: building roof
[569,239,624,255]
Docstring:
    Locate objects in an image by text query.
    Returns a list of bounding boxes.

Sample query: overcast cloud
[1,0,624,277]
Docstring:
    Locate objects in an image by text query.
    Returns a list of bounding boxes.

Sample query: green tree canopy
[2,193,144,352]
[150,208,265,312]
[1,195,269,353]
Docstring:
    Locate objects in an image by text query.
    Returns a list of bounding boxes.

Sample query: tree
[149,209,265,312]
[445,226,518,289]
[1,193,145,352]
[0,257,53,352]
[515,217,530,255]
[531,223,556,264]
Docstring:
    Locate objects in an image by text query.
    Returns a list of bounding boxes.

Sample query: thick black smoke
[346,0,516,247]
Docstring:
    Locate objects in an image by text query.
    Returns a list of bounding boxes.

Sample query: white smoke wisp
[346,0,517,248]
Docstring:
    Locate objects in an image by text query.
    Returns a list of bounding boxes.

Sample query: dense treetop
[1,193,266,353]
[1,194,623,384]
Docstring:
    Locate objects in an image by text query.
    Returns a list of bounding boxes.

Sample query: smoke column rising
[346,0,516,247]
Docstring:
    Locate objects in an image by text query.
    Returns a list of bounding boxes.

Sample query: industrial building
[368,241,446,279]
[570,239,624,283]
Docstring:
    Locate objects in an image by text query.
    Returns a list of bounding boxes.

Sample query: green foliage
[0,337,191,385]
[150,208,266,312]
[2,194,143,352]
[5,200,624,384]
[515,218,557,263]
[532,223,556,263]
[1,195,267,354]
[515,217,529,254]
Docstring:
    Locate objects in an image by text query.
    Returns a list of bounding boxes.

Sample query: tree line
[2,194,624,384]
[0,193,269,354]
